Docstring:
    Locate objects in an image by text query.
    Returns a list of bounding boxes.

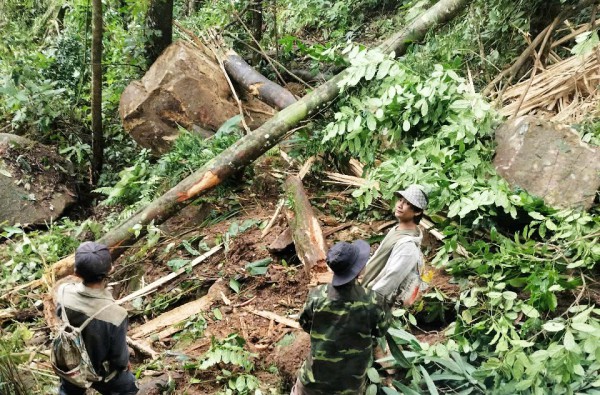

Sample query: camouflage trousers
[290,377,319,395]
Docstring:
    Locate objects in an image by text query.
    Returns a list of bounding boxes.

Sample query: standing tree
[145,0,174,66]
[249,0,263,64]
[91,0,103,184]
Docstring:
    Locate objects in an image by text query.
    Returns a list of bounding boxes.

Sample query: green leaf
[245,258,272,276]
[502,291,517,301]
[543,321,565,332]
[216,115,242,135]
[529,211,545,220]
[229,278,241,293]
[573,364,585,376]
[563,330,577,352]
[366,113,377,131]
[419,365,439,395]
[167,258,191,272]
[571,322,597,334]
[213,308,223,320]
[403,119,410,132]
[385,333,411,368]
[421,100,429,117]
[392,382,420,395]
[521,304,540,318]
[545,219,557,231]
[365,63,378,80]
[376,59,394,79]
[366,384,378,395]
[571,31,599,56]
[367,367,381,383]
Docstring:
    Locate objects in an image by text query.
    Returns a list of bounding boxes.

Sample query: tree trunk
[250,0,263,64]
[45,0,470,282]
[283,175,328,277]
[145,0,173,66]
[378,0,472,56]
[91,0,103,184]
[224,50,297,110]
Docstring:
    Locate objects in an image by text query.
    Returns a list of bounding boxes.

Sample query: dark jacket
[298,281,390,394]
[56,282,129,378]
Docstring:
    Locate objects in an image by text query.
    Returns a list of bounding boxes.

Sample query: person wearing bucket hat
[361,185,428,306]
[56,242,138,395]
[290,241,390,395]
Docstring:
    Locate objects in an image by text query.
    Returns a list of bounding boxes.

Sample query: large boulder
[119,40,274,155]
[0,134,76,226]
[494,116,600,209]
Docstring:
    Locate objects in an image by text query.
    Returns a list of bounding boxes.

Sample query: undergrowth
[94,123,243,227]
[312,41,600,394]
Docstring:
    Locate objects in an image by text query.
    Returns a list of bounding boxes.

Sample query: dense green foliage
[310,21,600,395]
[1,0,599,393]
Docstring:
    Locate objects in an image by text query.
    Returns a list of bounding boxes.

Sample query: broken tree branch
[131,280,229,340]
[261,199,285,239]
[484,0,600,96]
[117,245,223,305]
[127,337,159,360]
[243,307,300,329]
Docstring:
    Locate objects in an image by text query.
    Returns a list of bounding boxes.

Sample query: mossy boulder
[0,133,76,226]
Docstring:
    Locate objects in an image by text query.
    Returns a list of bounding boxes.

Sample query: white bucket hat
[395,185,428,210]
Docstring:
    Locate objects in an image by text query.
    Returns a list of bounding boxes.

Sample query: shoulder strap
[57,284,115,332]
[78,302,114,331]
[58,284,71,326]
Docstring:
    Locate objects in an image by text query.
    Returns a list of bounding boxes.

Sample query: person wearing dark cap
[361,185,429,306]
[55,241,138,395]
[291,240,390,395]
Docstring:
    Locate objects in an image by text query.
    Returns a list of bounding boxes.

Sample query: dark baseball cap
[74,241,112,283]
[326,240,370,286]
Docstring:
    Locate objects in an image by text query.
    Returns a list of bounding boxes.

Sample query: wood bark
[250,0,263,43]
[91,0,103,184]
[224,50,296,110]
[283,175,328,278]
[45,0,470,283]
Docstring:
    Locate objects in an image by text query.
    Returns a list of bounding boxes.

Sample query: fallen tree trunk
[45,0,470,283]
[224,50,297,110]
[379,0,471,56]
[283,175,328,278]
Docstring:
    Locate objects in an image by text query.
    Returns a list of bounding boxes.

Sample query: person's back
[57,282,129,379]
[292,241,389,395]
[298,282,387,394]
[55,241,138,395]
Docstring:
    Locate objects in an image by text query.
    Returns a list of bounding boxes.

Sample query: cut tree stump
[283,175,329,282]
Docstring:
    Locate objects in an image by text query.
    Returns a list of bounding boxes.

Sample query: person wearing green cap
[361,185,429,306]
[290,240,390,395]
